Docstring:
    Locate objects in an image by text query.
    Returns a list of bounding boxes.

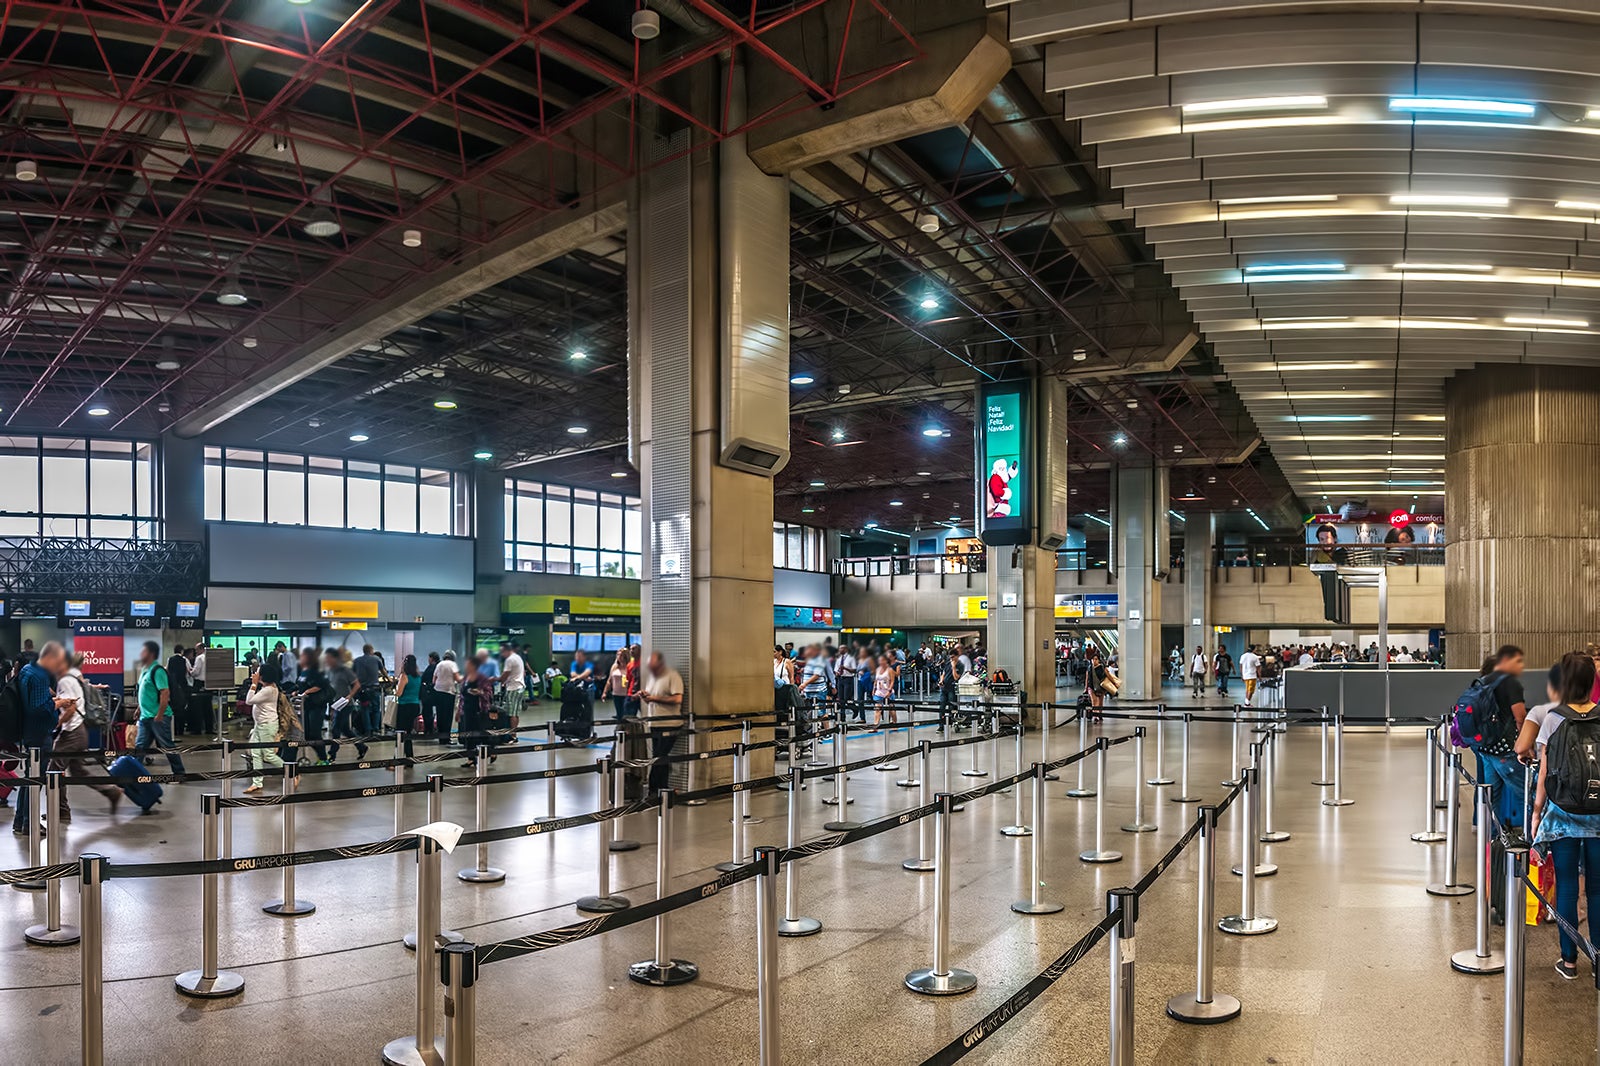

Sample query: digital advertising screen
[1305,509,1445,570]
[977,380,1032,546]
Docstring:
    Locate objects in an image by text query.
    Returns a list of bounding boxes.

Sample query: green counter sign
[978,380,1032,546]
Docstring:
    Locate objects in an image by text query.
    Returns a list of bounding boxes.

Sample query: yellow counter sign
[320,599,379,619]
[957,597,988,620]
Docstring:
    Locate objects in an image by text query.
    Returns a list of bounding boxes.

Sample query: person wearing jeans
[133,640,186,775]
[54,656,121,819]
[1531,651,1600,979]
[639,652,685,796]
[13,642,66,835]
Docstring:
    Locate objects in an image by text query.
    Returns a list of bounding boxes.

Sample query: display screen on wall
[551,632,578,653]
[977,380,1032,546]
[175,601,201,618]
[64,600,90,617]
[603,633,627,652]
[578,633,603,652]
[129,600,156,618]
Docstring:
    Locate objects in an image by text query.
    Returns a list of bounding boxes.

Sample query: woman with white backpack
[1529,651,1600,980]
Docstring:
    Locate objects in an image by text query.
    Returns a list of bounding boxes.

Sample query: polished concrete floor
[0,707,1590,1065]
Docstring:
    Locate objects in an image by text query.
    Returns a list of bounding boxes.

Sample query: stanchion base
[1218,914,1278,936]
[628,958,699,986]
[1121,822,1158,833]
[873,764,900,773]
[823,820,864,832]
[262,899,316,917]
[23,923,79,946]
[777,916,822,937]
[1043,772,1060,781]
[1410,831,1446,843]
[684,799,708,807]
[999,825,1032,837]
[1166,992,1241,1024]
[403,929,466,951]
[905,967,978,996]
[1171,795,1201,804]
[895,778,921,788]
[714,859,747,873]
[1310,779,1333,786]
[1425,882,1474,897]
[175,969,245,999]
[1010,899,1064,915]
[1079,849,1123,864]
[1065,789,1095,799]
[1147,777,1174,786]
[1260,831,1291,843]
[902,857,934,872]
[458,866,507,884]
[740,816,765,825]
[610,839,641,852]
[1221,777,1240,787]
[1450,948,1506,974]
[1321,798,1355,807]
[380,1035,445,1066]
[575,894,630,913]
[959,770,988,778]
[1231,862,1278,878]
[820,797,855,807]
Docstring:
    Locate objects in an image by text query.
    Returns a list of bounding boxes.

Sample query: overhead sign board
[773,606,842,628]
[320,599,379,620]
[330,620,369,631]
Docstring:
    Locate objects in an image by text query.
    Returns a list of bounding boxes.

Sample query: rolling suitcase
[554,686,594,741]
[107,754,164,813]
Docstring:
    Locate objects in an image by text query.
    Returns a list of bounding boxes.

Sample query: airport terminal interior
[1,0,1599,1062]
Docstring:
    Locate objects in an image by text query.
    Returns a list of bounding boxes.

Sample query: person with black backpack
[1530,651,1600,980]
[1456,645,1529,830]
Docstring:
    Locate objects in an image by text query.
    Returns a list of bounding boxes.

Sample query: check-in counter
[1284,664,1476,722]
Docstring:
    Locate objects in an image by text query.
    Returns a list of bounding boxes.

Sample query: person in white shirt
[1298,650,1315,668]
[1395,647,1415,663]
[501,646,526,729]
[640,652,685,795]
[430,651,460,745]
[1189,646,1207,698]
[53,655,121,818]
[1239,646,1262,704]
[242,661,285,794]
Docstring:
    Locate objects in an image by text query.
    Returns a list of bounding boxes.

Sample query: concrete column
[1445,365,1600,668]
[1115,465,1167,700]
[986,545,1057,717]
[1183,513,1216,666]
[472,464,505,624]
[160,432,205,543]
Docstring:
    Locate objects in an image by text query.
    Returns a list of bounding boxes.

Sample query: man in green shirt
[134,640,186,773]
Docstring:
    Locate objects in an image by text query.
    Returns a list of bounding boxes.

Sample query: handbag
[1099,676,1121,695]
[381,694,398,728]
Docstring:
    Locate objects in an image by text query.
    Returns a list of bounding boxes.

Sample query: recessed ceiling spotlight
[87,405,110,417]
[155,359,181,371]
[1206,475,1217,483]
[1072,349,1087,361]
[15,160,37,181]
[864,521,879,529]
[631,8,660,39]
[830,428,844,440]
[242,336,258,348]
[473,450,493,460]
[402,228,422,248]
[889,500,903,507]
[1069,486,1078,495]
[348,432,368,442]
[789,373,814,385]
[570,349,587,361]
[433,399,458,410]
[566,425,588,435]
[922,426,944,437]
[919,295,939,311]
[1113,433,1127,446]
[915,212,940,234]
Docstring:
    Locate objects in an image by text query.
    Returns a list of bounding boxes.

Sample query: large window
[774,522,826,572]
[505,478,641,577]
[205,447,472,536]
[0,436,158,539]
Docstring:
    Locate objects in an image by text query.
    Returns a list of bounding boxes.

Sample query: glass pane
[204,458,222,521]
[89,456,133,516]
[92,518,133,539]
[42,516,86,537]
[773,529,786,569]
[134,443,153,518]
[786,526,802,569]
[347,468,381,530]
[42,439,86,516]
[515,493,543,542]
[572,500,598,549]
[267,467,305,525]
[544,546,571,574]
[308,472,344,527]
[223,463,265,523]
[452,473,472,536]
[599,551,623,577]
[624,507,641,554]
[599,503,623,551]
[624,553,641,579]
[572,548,598,576]
[419,483,450,535]
[546,497,571,546]
[0,515,37,536]
[384,474,418,533]
[0,437,40,514]
[515,543,543,572]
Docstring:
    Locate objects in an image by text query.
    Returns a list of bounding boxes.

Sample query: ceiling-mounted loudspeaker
[402,228,422,248]
[242,336,258,348]
[631,9,660,39]
[915,213,940,234]
[15,160,37,181]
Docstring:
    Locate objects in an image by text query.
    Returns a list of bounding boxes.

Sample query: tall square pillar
[1115,465,1167,700]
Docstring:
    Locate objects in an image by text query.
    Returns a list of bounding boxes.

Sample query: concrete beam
[173,199,628,435]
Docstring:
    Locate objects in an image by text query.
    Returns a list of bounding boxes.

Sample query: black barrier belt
[440,761,601,789]
[456,797,659,847]
[474,862,764,966]
[217,777,438,808]
[1213,779,1245,818]
[110,834,420,880]
[674,773,787,807]
[920,912,1121,1066]
[664,743,739,766]
[948,768,1031,808]
[775,799,939,862]
[801,741,925,783]
[1133,812,1205,898]
[1522,867,1600,966]
[0,861,78,886]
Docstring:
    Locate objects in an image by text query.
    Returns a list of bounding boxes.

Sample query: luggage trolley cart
[987,680,1024,732]
[956,673,986,730]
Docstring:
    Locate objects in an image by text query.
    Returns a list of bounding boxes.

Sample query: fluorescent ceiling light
[348,433,368,442]
[610,470,627,478]
[1389,193,1508,207]
[789,374,814,385]
[1182,95,1327,114]
[433,399,458,410]
[800,507,815,514]
[1218,194,1338,205]
[1394,262,1493,272]
[1504,315,1589,328]
[1586,109,1600,121]
[921,426,943,437]
[473,450,493,460]
[1183,115,1347,134]
[808,480,825,487]
[1286,415,1370,422]
[888,500,903,507]
[1243,272,1349,282]
[1243,263,1345,274]
[1556,199,1600,212]
[1388,97,1534,117]
[566,425,588,435]
[1231,361,1372,372]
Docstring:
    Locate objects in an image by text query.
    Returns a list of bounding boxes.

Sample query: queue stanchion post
[1311,706,1332,786]
[1218,765,1277,936]
[961,710,988,778]
[18,747,44,891]
[1232,744,1277,878]
[739,722,764,823]
[262,763,315,916]
[1438,729,1452,812]
[24,770,78,945]
[1165,806,1240,1024]
[905,793,977,995]
[459,744,507,885]
[382,830,447,1066]
[575,756,628,912]
[629,790,698,986]
[1259,733,1290,845]
[1066,713,1094,798]
[220,738,234,859]
[405,774,465,951]
[874,717,899,773]
[1121,727,1157,833]
[1011,762,1063,915]
[1000,725,1031,837]
[805,706,829,768]
[715,743,750,872]
[1148,703,1173,786]
[1521,762,1533,835]
[1452,782,1505,974]
[1041,702,1060,781]
[546,723,558,815]
[441,942,477,1066]
[940,728,966,813]
[1412,727,1447,843]
[1172,713,1199,803]
[1079,738,1122,864]
[1503,839,1529,1066]
[1427,753,1474,897]
[1223,707,1242,787]
[778,766,821,935]
[823,724,861,831]
[753,846,781,1066]
[896,719,921,789]
[1107,887,1137,1066]
[611,743,641,851]
[903,741,936,873]
[393,731,405,837]
[79,854,106,1066]
[176,793,245,998]
[1321,713,1354,807]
